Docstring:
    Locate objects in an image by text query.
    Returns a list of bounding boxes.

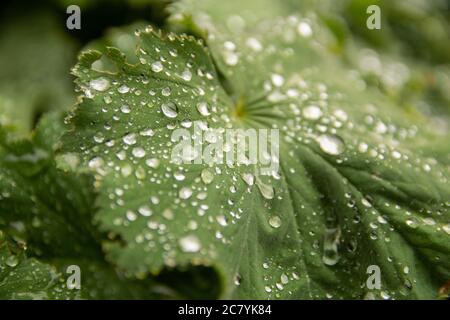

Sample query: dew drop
[120,105,131,114]
[123,133,137,145]
[174,171,185,181]
[145,158,160,168]
[6,255,19,267]
[271,74,285,87]
[161,102,178,118]
[197,102,211,116]
[126,210,137,221]
[297,21,312,37]
[90,77,110,92]
[161,87,171,96]
[256,179,274,200]
[118,85,130,94]
[268,215,281,228]
[163,208,174,220]
[406,218,418,229]
[317,134,345,156]
[303,105,322,120]
[181,70,192,81]
[179,187,193,199]
[280,273,289,285]
[234,274,242,286]
[241,173,255,186]
[216,215,228,226]
[132,147,146,158]
[201,168,214,184]
[179,235,201,253]
[151,61,163,73]
[140,129,154,137]
[138,205,152,217]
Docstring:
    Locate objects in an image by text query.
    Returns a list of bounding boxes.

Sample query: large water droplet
[118,85,130,94]
[6,255,19,267]
[151,61,163,73]
[297,21,312,37]
[443,224,450,235]
[197,102,210,116]
[179,235,201,253]
[181,70,192,81]
[123,133,137,145]
[145,158,160,168]
[90,77,110,92]
[317,134,345,155]
[132,147,146,158]
[241,173,255,186]
[179,187,193,199]
[303,105,322,120]
[268,215,281,228]
[120,105,131,114]
[256,179,274,200]
[161,102,178,118]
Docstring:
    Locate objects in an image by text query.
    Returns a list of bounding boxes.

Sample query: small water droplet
[406,218,418,229]
[151,61,163,73]
[234,274,242,286]
[162,87,171,96]
[280,273,289,284]
[174,171,185,181]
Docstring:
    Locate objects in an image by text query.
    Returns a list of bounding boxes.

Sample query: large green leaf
[58,4,450,300]
[0,113,176,299]
[0,9,76,136]
[0,231,77,300]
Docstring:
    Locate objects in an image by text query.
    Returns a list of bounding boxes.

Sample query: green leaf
[0,231,171,299]
[59,12,449,300]
[0,113,175,299]
[0,9,76,136]
[0,231,77,299]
